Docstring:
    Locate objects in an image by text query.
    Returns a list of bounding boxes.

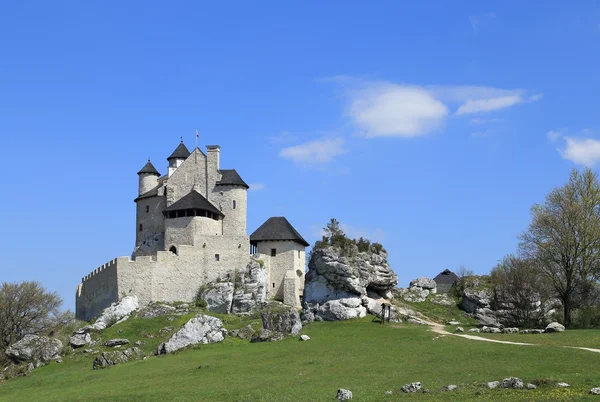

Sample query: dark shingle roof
[216,169,249,189]
[250,217,309,247]
[164,190,223,216]
[137,160,160,176]
[433,269,459,285]
[134,176,168,202]
[167,141,191,161]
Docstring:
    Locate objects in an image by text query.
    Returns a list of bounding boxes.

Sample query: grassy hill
[1,313,599,401]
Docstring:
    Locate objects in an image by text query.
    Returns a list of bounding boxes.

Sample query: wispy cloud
[560,136,600,166]
[469,12,496,33]
[248,183,266,192]
[279,137,346,164]
[469,117,504,125]
[267,131,297,145]
[334,78,542,137]
[456,95,523,115]
[547,130,563,142]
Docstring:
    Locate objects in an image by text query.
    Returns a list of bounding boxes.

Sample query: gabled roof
[167,141,191,161]
[137,160,160,176]
[164,190,223,217]
[433,269,459,285]
[250,217,309,247]
[217,169,249,189]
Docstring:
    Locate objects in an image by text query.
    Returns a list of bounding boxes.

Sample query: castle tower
[167,139,191,177]
[137,159,160,195]
[250,217,308,306]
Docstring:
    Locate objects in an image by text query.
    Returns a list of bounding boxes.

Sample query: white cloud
[560,137,600,166]
[327,78,541,140]
[346,83,448,137]
[279,137,346,164]
[267,131,297,144]
[248,183,266,191]
[547,130,562,142]
[469,12,496,33]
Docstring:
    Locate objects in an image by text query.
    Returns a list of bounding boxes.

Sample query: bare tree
[520,168,600,327]
[0,281,63,352]
[490,255,550,327]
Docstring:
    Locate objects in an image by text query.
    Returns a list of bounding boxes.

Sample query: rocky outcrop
[103,339,130,347]
[251,302,302,342]
[138,303,178,318]
[197,259,268,315]
[394,277,438,303]
[200,282,235,314]
[92,347,144,369]
[228,325,255,341]
[545,322,565,333]
[337,389,353,400]
[87,295,139,331]
[69,332,91,348]
[157,314,226,354]
[5,335,63,368]
[501,377,524,389]
[401,382,422,393]
[303,247,397,321]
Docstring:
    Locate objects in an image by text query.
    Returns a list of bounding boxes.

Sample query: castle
[75,140,308,321]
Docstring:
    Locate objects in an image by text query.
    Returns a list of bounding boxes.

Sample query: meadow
[1,314,599,401]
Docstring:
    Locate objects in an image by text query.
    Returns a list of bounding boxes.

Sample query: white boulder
[157,314,226,354]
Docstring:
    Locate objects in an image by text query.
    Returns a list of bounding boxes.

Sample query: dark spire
[167,139,191,161]
[137,159,160,176]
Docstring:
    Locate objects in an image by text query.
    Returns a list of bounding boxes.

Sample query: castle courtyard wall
[77,236,251,320]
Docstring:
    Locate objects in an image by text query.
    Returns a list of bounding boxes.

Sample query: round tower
[137,159,160,195]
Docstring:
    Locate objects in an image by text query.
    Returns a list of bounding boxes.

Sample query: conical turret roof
[250,217,309,247]
[137,159,160,176]
[167,140,191,161]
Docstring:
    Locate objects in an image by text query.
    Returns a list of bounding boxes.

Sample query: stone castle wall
[76,235,251,321]
[256,240,305,305]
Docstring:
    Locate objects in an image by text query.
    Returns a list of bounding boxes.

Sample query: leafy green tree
[0,281,63,352]
[520,168,600,327]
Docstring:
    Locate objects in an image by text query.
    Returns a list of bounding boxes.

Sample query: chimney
[206,145,220,171]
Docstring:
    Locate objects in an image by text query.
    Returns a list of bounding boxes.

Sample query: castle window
[272,283,275,288]
[215,254,220,261]
[232,200,236,209]
[139,224,143,232]
[298,250,301,258]
[169,246,177,255]
[271,248,277,257]
[146,205,150,213]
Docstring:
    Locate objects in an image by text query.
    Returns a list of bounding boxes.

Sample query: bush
[195,286,208,308]
[313,219,387,256]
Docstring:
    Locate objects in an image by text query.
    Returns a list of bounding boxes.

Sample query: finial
[180,136,183,143]
[148,157,151,162]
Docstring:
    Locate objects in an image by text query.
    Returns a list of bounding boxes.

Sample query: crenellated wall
[75,259,119,321]
[76,235,252,321]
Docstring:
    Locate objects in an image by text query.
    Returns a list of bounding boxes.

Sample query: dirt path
[426,321,600,352]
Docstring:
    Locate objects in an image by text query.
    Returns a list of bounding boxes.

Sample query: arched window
[169,246,177,255]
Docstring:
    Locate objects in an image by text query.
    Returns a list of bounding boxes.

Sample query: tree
[490,255,550,327]
[520,168,600,327]
[0,281,63,352]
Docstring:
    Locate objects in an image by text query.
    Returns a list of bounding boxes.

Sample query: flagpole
[195,129,199,164]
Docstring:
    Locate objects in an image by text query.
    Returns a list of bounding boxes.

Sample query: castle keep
[76,140,308,321]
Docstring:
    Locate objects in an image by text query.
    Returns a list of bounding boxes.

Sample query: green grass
[398,297,480,326]
[2,316,600,401]
[474,329,600,349]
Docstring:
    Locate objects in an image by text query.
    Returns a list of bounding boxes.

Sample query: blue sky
[2,1,600,311]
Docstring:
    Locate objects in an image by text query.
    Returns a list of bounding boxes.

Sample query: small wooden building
[433,269,459,294]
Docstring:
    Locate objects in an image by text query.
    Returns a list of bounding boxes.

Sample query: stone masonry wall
[76,235,251,320]
[256,240,304,303]
[210,185,247,237]
[75,259,119,321]
[166,148,207,206]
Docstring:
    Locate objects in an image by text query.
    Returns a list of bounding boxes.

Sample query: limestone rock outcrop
[69,332,91,348]
[157,314,226,354]
[88,295,139,331]
[252,302,302,342]
[93,347,144,369]
[303,247,397,321]
[545,322,566,333]
[197,259,268,314]
[5,335,63,368]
